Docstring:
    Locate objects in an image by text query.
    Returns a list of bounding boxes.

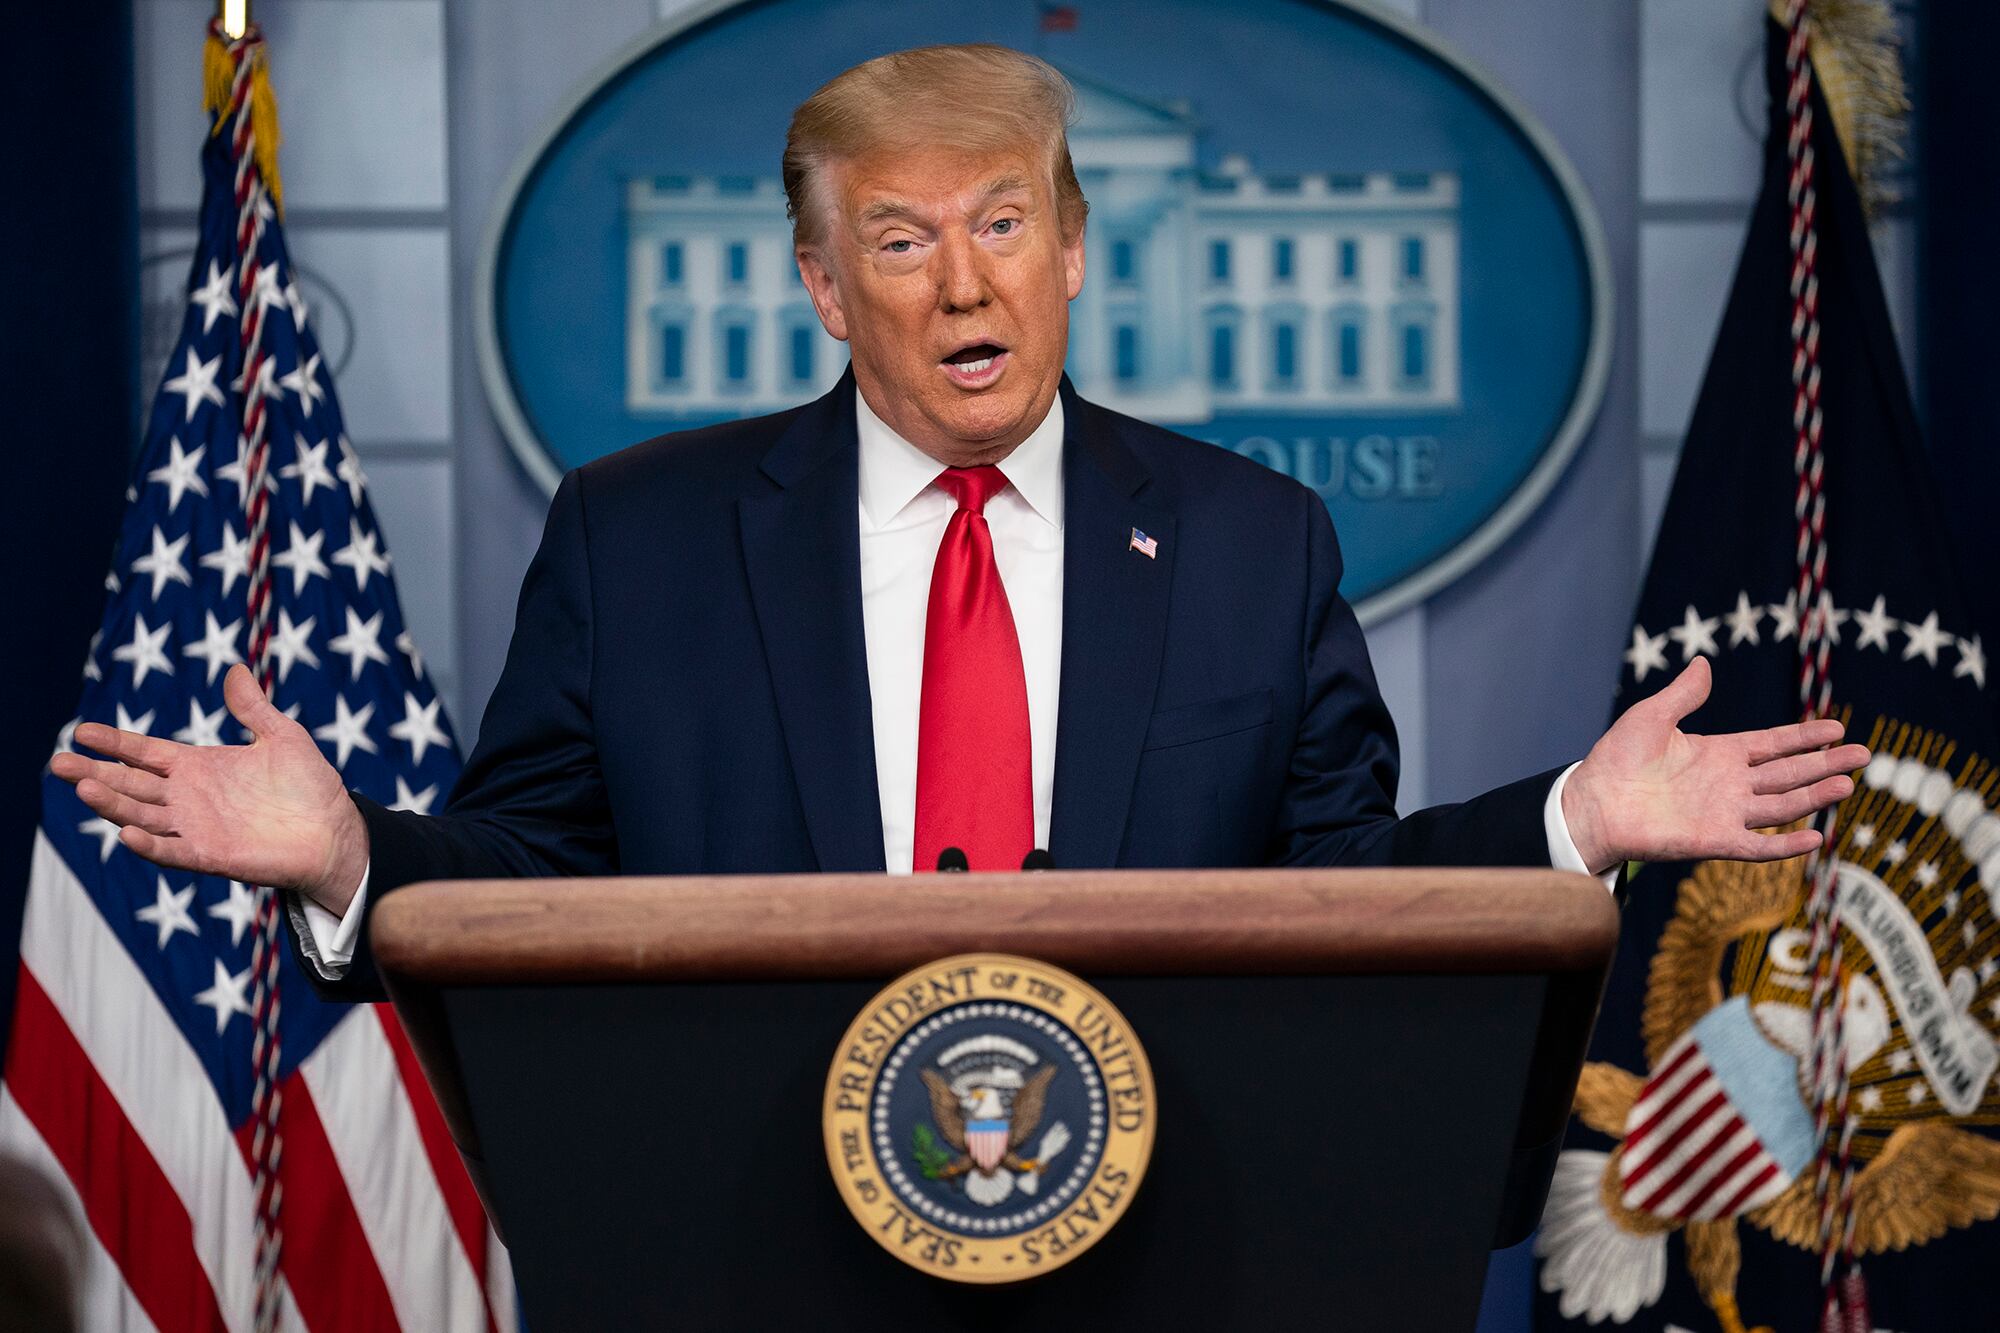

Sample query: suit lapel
[1049,385,1176,869]
[738,375,887,871]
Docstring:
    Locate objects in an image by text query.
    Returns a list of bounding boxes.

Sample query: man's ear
[797,248,850,343]
[1061,219,1086,302]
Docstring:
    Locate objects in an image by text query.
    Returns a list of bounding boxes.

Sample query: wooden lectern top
[370,867,1616,985]
[371,868,1619,1314]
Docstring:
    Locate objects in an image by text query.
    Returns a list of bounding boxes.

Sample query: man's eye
[992,219,1017,235]
[885,239,914,254]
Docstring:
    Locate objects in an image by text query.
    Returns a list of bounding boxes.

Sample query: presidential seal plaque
[823,954,1156,1283]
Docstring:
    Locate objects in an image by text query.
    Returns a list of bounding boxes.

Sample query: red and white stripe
[1,831,508,1332]
[1617,1039,1790,1222]
[968,1125,1009,1174]
[298,1011,489,1332]
[0,1085,168,1333]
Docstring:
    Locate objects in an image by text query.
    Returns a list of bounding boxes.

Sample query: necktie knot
[934,465,1009,516]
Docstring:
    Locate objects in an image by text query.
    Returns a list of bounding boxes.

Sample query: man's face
[797,144,1086,466]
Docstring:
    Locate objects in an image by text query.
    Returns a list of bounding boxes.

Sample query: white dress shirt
[293,388,1608,976]
[856,386,1065,873]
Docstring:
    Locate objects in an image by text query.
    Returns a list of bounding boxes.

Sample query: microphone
[936,847,969,873]
[1021,849,1054,872]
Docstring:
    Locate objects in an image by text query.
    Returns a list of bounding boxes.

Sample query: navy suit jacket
[300,371,1561,999]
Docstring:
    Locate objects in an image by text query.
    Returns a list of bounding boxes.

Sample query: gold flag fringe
[1769,0,1909,214]
[202,30,285,217]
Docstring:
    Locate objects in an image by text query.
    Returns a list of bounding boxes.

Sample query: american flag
[1128,527,1158,559]
[0,21,512,1332]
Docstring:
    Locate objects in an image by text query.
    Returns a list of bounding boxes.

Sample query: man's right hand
[50,663,370,916]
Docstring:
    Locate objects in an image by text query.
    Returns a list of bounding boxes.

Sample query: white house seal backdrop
[478,0,1609,623]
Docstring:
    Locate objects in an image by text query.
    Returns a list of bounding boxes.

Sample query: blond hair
[783,44,1089,250]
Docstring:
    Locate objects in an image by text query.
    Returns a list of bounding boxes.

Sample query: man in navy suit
[55,45,1866,1001]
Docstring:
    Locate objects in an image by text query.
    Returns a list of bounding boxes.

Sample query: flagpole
[207,16,289,1328]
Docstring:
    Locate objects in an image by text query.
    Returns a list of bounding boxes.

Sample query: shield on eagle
[1615,996,1816,1222]
[967,1118,1010,1174]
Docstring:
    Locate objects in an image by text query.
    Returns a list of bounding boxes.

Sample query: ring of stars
[1625,591,1985,689]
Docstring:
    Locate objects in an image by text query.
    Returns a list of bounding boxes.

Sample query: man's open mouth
[940,341,1010,386]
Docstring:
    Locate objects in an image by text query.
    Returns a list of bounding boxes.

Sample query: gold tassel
[1768,0,1910,214]
[248,57,285,215]
[202,32,233,126]
[199,29,286,218]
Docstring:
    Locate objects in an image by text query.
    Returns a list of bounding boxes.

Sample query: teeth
[953,357,994,374]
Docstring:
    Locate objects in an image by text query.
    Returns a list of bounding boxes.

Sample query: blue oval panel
[482,0,1608,620]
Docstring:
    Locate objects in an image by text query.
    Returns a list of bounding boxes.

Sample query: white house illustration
[623,71,1461,420]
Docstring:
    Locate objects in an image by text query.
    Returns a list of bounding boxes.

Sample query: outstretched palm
[51,663,369,911]
[1563,656,1869,875]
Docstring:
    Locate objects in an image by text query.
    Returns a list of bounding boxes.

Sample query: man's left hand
[1561,656,1869,876]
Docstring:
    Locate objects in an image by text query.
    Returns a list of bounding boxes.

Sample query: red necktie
[913,466,1034,872]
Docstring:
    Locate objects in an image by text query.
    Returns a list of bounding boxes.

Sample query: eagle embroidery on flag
[1534,8,2000,1333]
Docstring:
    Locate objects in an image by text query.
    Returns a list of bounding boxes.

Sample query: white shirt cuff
[288,862,371,979]
[1545,762,1618,893]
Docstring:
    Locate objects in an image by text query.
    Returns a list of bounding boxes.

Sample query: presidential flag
[1535,8,1999,1332]
[0,21,512,1332]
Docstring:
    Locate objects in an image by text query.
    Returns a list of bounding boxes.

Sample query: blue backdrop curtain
[0,0,139,1066]
[1917,0,2000,683]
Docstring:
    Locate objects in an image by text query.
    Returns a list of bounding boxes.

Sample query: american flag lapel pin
[1128,527,1159,559]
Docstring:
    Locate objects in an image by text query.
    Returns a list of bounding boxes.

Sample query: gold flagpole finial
[218,0,250,40]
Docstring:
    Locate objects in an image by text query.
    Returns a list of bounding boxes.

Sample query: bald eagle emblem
[824,954,1155,1282]
[1537,719,2000,1332]
[914,1034,1073,1208]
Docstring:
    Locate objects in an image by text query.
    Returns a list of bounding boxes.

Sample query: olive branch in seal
[910,1123,954,1181]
